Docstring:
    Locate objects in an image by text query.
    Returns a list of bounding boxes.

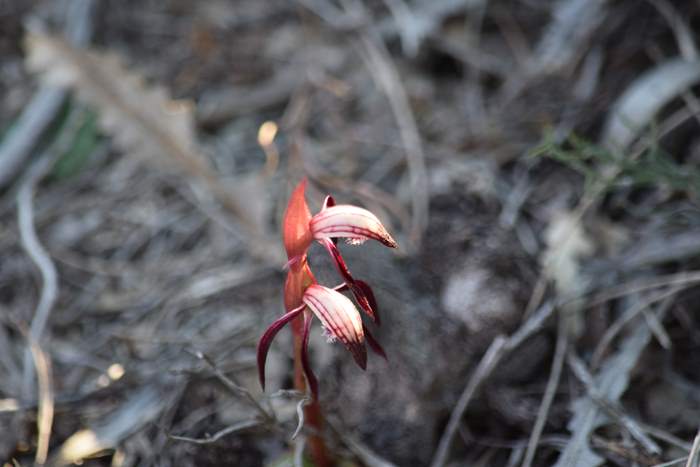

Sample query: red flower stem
[291,316,306,390]
[291,314,331,467]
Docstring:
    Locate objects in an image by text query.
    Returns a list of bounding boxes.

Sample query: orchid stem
[292,314,332,467]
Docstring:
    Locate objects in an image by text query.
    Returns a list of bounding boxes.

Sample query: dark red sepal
[355,280,380,325]
[319,238,378,324]
[257,303,306,390]
[363,324,387,360]
[300,310,319,400]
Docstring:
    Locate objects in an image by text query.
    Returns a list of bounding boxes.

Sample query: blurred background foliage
[2,1,700,466]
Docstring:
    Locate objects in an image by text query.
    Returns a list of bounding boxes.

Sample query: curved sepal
[300,310,319,400]
[363,324,387,360]
[283,179,313,261]
[320,239,378,324]
[355,279,380,325]
[257,303,306,390]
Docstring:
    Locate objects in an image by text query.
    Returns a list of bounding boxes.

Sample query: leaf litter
[1,1,700,466]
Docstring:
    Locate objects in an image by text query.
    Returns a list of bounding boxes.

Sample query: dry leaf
[534,0,607,74]
[24,32,259,237]
[555,318,654,467]
[542,211,593,293]
[602,58,700,151]
[541,210,593,323]
[53,387,164,465]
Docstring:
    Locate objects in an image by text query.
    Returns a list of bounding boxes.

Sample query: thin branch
[169,420,260,444]
[189,350,273,423]
[686,429,700,467]
[357,33,429,252]
[326,417,399,467]
[29,338,54,466]
[292,395,311,440]
[653,458,689,467]
[294,435,307,467]
[266,389,315,441]
[521,313,568,467]
[648,0,698,60]
[591,287,679,368]
[585,270,700,308]
[567,352,661,454]
[18,155,59,399]
[430,302,556,467]
[0,90,65,189]
[431,336,507,467]
[641,423,693,452]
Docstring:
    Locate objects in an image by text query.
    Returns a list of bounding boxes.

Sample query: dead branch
[17,155,58,399]
[169,419,260,445]
[431,302,556,467]
[357,34,429,252]
[521,314,568,467]
[28,338,54,466]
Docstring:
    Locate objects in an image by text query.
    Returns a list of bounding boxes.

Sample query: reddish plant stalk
[259,179,396,466]
[291,317,306,391]
[292,323,330,467]
[285,260,331,467]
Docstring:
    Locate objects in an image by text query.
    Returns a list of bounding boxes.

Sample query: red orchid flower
[257,179,397,399]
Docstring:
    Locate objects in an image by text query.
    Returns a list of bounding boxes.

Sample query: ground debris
[1,1,700,465]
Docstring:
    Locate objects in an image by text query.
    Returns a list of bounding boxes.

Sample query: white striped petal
[309,205,397,248]
[303,284,367,369]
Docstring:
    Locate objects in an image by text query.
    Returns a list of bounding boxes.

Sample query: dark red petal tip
[353,345,368,370]
[257,304,306,390]
[363,324,387,361]
[354,280,380,325]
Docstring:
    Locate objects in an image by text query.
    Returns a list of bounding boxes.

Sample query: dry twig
[521,313,568,467]
[291,395,311,440]
[326,417,399,467]
[28,338,54,466]
[555,298,668,467]
[654,458,689,467]
[431,302,556,467]
[18,155,58,398]
[687,429,700,467]
[356,32,429,252]
[590,287,680,368]
[586,270,700,308]
[169,419,260,445]
[294,435,307,467]
[190,350,273,424]
[567,353,661,454]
